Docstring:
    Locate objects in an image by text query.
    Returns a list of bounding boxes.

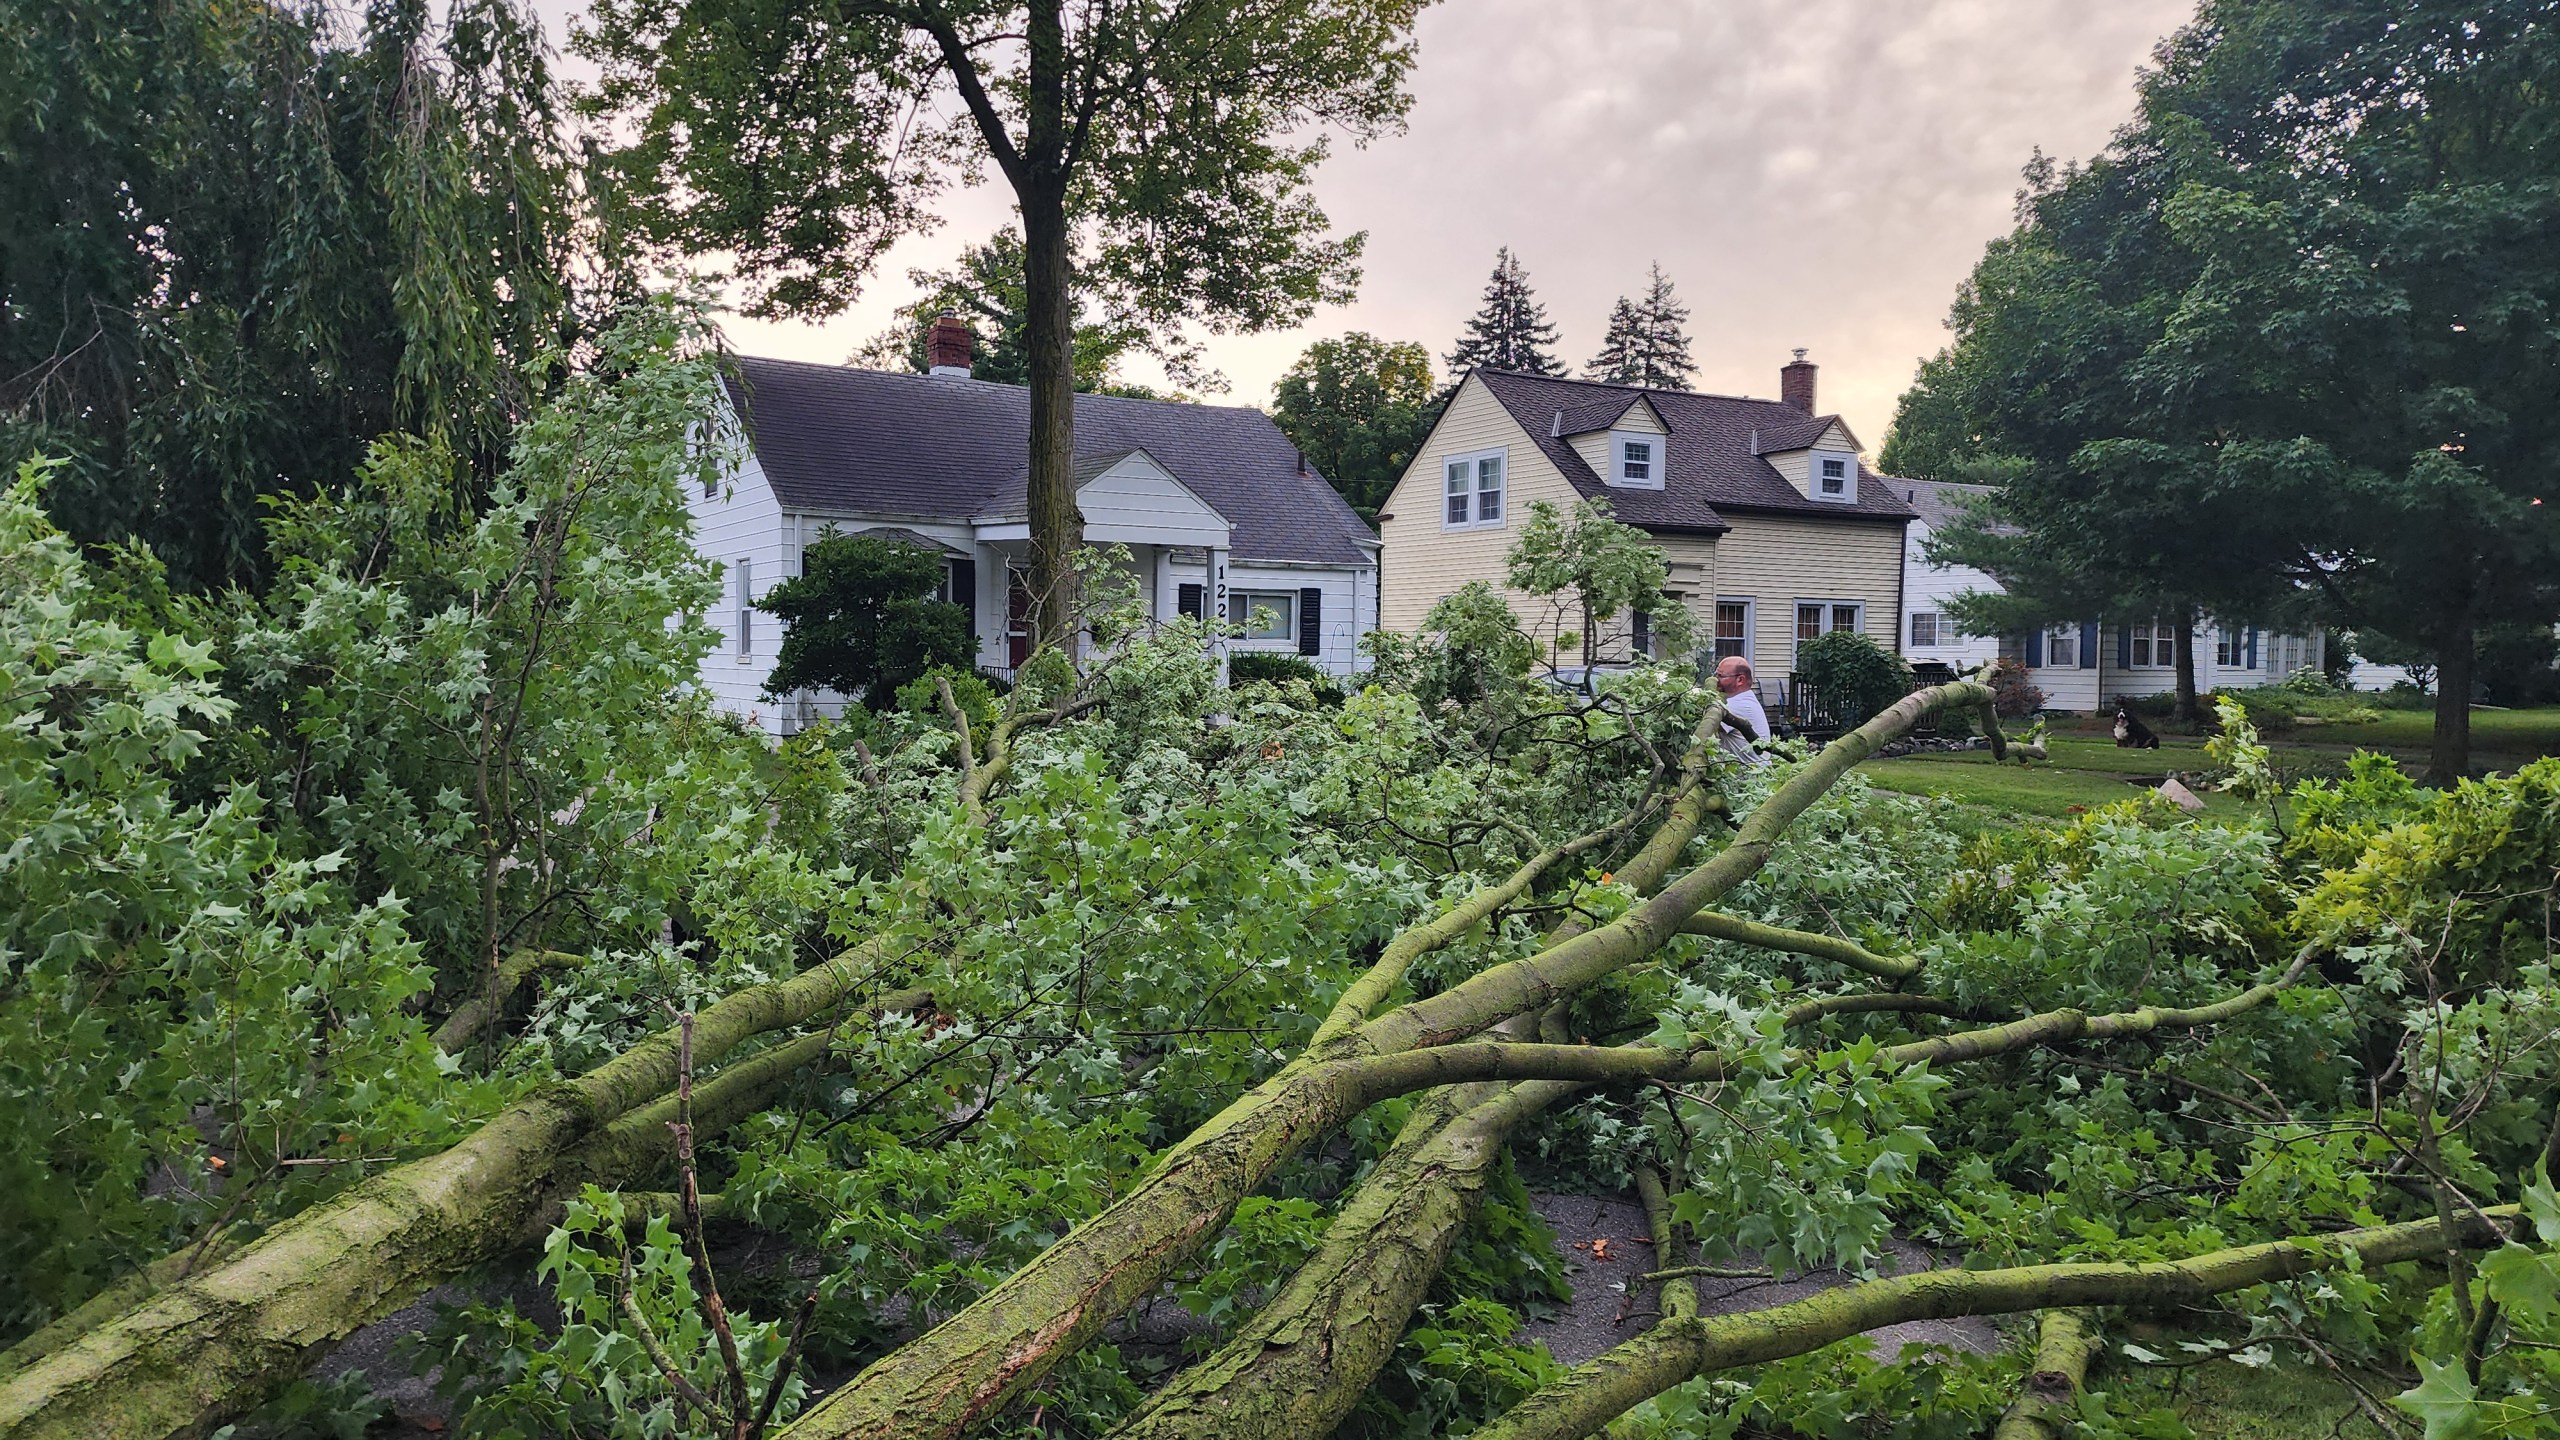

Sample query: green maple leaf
[2481,1243,2560,1319]
[2396,1356,2484,1440]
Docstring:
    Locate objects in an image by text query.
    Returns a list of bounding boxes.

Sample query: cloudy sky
[541,0,2194,449]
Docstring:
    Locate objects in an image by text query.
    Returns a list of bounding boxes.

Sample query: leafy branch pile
[0,318,2557,1440]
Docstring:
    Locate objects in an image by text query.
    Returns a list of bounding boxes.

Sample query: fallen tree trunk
[1991,1310,2101,1440]
[0,963,925,1440]
[1468,1208,2516,1440]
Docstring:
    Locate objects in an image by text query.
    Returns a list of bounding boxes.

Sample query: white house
[1892,477,2325,711]
[693,328,1379,734]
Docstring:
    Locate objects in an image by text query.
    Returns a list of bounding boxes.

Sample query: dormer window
[1609,432,1664,489]
[1812,451,1856,503]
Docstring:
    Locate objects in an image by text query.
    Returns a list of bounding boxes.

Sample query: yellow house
[1377,353,1915,683]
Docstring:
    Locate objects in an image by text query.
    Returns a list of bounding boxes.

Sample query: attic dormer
[1756,418,1864,504]
[1556,395,1669,491]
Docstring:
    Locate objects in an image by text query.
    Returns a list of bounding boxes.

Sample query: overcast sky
[539,0,2193,450]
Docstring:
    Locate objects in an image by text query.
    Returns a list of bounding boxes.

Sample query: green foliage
[1505,498,1696,670]
[1271,332,1441,518]
[759,531,971,709]
[411,1188,812,1439]
[1226,650,1341,701]
[0,0,586,590]
[850,228,1172,392]
[1795,631,1914,725]
[0,460,491,1332]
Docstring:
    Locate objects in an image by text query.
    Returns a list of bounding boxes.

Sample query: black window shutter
[2025,629,2044,668]
[1297,587,1322,656]
[1178,583,1204,620]
[2079,620,2098,669]
[2246,627,2259,669]
[2117,625,2133,670]
[949,558,977,651]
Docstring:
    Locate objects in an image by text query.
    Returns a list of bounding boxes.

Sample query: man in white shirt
[1712,656,1772,767]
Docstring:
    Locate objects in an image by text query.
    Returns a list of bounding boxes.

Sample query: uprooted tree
[4,312,2560,1440]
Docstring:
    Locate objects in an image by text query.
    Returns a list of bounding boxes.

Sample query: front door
[1006,568,1032,668]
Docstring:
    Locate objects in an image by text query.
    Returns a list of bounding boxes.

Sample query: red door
[1006,569,1032,668]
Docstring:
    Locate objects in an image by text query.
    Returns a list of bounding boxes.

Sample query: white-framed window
[1714,599,1753,661]
[1796,601,1862,645]
[736,558,754,658]
[1609,432,1664,489]
[1227,589,1297,642]
[1811,451,1856,503]
[2126,619,2178,668]
[2215,628,2239,667]
[1910,611,1945,648]
[2046,624,2078,669]
[1442,449,1507,529]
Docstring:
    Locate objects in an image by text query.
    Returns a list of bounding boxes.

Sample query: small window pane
[1622,440,1651,482]
[1445,462,1470,524]
[1476,457,1504,520]
[1911,612,1937,647]
[1228,591,1294,641]
[1833,604,1858,633]
[1798,604,1824,642]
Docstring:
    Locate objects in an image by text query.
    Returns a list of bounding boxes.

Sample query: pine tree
[1583,264,1696,389]
[1585,295,1646,385]
[1636,262,1697,390]
[1445,247,1562,375]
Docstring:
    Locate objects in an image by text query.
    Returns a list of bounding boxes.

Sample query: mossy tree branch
[1471,1208,2517,1440]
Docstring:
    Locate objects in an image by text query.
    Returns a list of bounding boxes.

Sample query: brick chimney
[926,312,974,378]
[1780,348,1816,413]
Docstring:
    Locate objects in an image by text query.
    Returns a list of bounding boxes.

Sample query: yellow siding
[1568,430,1608,474]
[1711,513,1905,674]
[1377,375,1584,635]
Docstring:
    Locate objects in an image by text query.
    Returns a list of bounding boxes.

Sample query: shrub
[759,531,971,709]
[1227,651,1338,699]
[1985,656,2045,718]
[1796,631,1912,725]
[2276,666,2336,696]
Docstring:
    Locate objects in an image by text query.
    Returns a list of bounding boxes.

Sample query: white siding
[685,443,800,735]
[1899,513,2003,674]
[1163,556,1372,675]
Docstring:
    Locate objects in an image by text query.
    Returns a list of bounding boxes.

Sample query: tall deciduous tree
[579,0,1425,650]
[0,0,584,590]
[1586,263,1695,389]
[1269,332,1439,519]
[1446,247,1563,376]
[848,227,1184,396]
[1901,0,2560,774]
[1505,497,1694,681]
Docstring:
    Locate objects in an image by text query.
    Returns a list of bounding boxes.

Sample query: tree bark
[1469,1208,2516,1440]
[2431,614,2474,784]
[1017,0,1080,654]
[1991,1310,2100,1440]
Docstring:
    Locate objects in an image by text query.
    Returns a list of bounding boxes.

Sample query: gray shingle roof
[1891,477,2004,533]
[1471,369,1919,532]
[720,357,1378,567]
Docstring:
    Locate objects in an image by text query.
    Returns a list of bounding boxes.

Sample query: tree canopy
[1268,332,1441,520]
[578,0,1426,649]
[1888,0,2560,774]
[848,228,1180,396]
[0,0,587,591]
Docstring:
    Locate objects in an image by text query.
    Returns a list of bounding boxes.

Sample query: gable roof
[1470,369,1918,531]
[720,356,1378,567]
[1892,477,2005,534]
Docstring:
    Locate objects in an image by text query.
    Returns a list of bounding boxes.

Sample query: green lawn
[1864,707,2560,824]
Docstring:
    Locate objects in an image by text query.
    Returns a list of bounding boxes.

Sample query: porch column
[1210,546,1230,687]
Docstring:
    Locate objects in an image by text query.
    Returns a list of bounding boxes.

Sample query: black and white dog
[2113,701,2161,749]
